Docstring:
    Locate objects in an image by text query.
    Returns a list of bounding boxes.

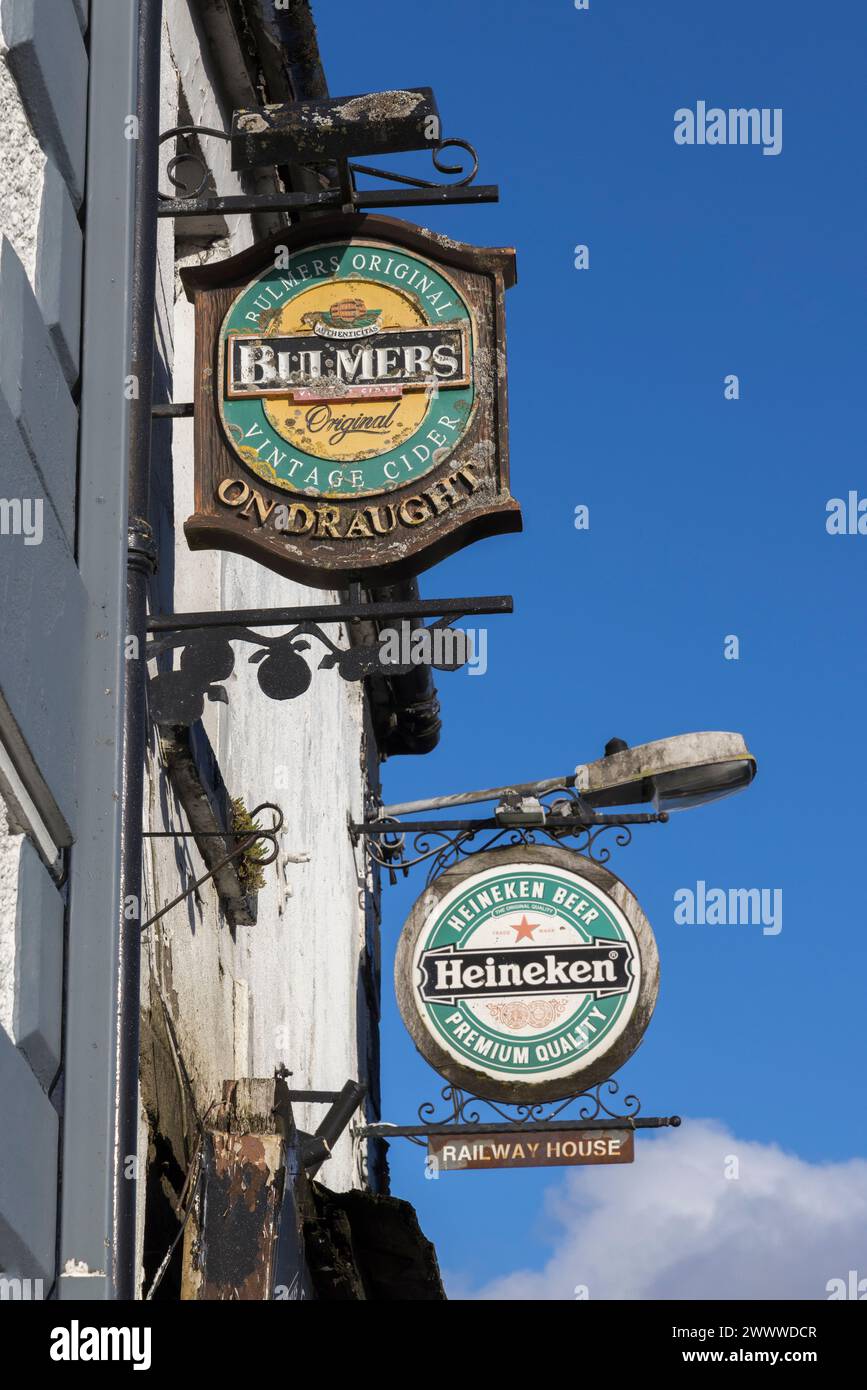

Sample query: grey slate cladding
[0,237,77,542]
[0,392,85,843]
[0,0,91,1299]
[13,838,64,1087]
[0,1023,58,1280]
[36,159,83,388]
[1,0,88,208]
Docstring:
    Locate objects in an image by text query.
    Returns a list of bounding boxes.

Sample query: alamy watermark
[49,1322,151,1370]
[826,492,867,535]
[0,1276,44,1300]
[0,497,43,545]
[674,103,782,156]
[674,881,782,936]
[826,1270,867,1299]
[378,621,487,675]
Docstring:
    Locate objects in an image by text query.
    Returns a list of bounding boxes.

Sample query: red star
[511,914,540,942]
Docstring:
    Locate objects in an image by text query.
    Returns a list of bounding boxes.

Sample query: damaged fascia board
[176,0,299,240]
[235,0,329,104]
[181,1077,313,1301]
[204,0,333,211]
[231,88,440,169]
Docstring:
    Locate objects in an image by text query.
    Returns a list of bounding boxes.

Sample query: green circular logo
[396,850,659,1102]
[219,239,475,500]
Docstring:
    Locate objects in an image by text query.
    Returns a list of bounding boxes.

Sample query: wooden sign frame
[395,845,660,1105]
[180,213,521,588]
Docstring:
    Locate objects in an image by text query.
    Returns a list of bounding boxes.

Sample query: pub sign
[395,846,660,1104]
[181,214,521,587]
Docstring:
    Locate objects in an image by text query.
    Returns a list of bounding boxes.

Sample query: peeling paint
[62,1259,105,1278]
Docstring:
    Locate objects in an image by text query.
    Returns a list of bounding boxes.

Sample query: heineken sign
[181,214,521,588]
[395,846,660,1103]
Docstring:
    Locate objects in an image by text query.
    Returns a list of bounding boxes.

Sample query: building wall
[0,0,90,1292]
[0,0,384,1300]
[137,5,382,1264]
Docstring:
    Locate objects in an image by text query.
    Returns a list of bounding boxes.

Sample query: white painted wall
[138,2,380,1210]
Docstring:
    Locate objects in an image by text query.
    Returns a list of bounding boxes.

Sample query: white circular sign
[395,845,659,1103]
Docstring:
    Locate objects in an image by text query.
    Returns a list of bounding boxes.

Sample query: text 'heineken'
[418,941,634,1003]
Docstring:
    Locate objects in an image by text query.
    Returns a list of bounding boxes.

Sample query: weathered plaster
[0,33,45,286]
[139,2,380,1208]
[0,796,22,1038]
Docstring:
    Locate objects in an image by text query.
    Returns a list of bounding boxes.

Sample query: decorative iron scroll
[405,1080,642,1146]
[158,124,484,204]
[140,802,283,932]
[374,820,635,884]
[145,622,469,727]
[349,138,480,189]
[158,125,230,201]
[356,786,667,884]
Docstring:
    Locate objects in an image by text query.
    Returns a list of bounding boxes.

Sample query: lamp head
[575,732,756,812]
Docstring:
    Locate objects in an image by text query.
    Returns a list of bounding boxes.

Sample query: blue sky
[316,0,867,1296]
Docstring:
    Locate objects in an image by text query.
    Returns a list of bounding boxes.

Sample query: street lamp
[353,731,757,879]
[377,730,756,820]
[577,731,757,813]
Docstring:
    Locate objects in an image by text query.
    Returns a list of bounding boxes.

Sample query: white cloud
[448,1121,867,1301]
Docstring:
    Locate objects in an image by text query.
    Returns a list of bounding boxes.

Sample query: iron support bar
[284,1090,344,1104]
[380,775,582,818]
[351,805,668,882]
[353,811,667,837]
[348,186,498,208]
[297,1080,369,1175]
[157,185,498,218]
[147,594,513,632]
[138,842,262,931]
[139,804,283,932]
[354,1116,682,1139]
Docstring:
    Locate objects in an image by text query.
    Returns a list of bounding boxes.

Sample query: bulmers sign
[180,213,521,587]
[395,845,659,1103]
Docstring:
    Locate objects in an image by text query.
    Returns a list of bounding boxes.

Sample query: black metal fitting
[127,517,157,576]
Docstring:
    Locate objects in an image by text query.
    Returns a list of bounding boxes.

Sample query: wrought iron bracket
[145,594,512,726]
[140,802,283,932]
[353,1081,681,1146]
[351,788,669,884]
[157,122,496,218]
[285,1080,368,1174]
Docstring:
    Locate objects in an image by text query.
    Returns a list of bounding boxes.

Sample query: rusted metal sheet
[182,1078,310,1300]
[194,1132,285,1299]
[231,89,440,169]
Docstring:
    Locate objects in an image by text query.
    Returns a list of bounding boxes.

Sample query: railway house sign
[395,846,660,1104]
[181,214,521,587]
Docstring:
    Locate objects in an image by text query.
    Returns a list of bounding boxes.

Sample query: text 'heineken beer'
[395,845,659,1103]
[181,213,521,588]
